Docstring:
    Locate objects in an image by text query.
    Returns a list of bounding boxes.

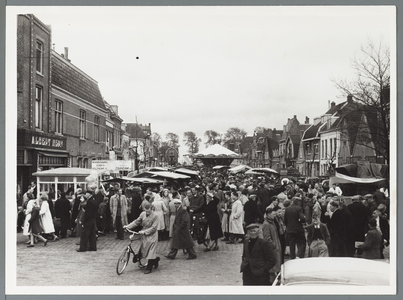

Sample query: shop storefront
[17,129,69,199]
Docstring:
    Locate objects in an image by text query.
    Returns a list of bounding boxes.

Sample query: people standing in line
[192,192,223,252]
[240,223,277,286]
[356,218,382,259]
[227,191,245,244]
[261,207,281,284]
[25,195,48,247]
[76,190,97,252]
[54,192,71,239]
[165,199,197,260]
[124,202,160,274]
[347,195,368,256]
[306,213,330,257]
[284,197,306,259]
[109,188,128,240]
[327,200,347,257]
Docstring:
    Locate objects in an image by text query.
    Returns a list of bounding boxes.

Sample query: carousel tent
[193,144,240,167]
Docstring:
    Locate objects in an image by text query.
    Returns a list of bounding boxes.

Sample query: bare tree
[165,132,180,149]
[204,130,222,147]
[332,39,390,164]
[183,131,201,154]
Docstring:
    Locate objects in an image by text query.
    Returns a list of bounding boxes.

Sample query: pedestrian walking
[220,191,232,241]
[165,199,197,260]
[25,195,48,247]
[76,190,97,252]
[152,194,168,241]
[39,193,59,241]
[124,202,160,274]
[240,223,277,286]
[110,188,128,240]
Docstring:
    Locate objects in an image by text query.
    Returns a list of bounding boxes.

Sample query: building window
[325,140,328,158]
[79,110,86,139]
[35,86,43,129]
[330,139,333,157]
[94,116,100,142]
[55,100,63,134]
[321,141,324,159]
[36,40,43,74]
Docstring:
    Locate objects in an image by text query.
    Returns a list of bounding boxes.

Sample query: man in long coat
[284,197,306,259]
[110,188,128,240]
[77,190,97,252]
[165,199,197,260]
[240,223,277,285]
[327,200,347,257]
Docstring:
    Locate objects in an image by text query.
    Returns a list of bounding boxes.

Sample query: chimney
[294,115,297,119]
[347,94,353,103]
[64,47,70,62]
[305,116,309,124]
[331,101,336,108]
[328,100,330,109]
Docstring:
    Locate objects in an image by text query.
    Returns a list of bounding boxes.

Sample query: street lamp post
[134,143,139,174]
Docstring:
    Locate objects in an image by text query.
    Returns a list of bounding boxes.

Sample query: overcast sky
[8,6,394,155]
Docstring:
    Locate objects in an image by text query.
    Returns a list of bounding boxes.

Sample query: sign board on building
[92,160,132,172]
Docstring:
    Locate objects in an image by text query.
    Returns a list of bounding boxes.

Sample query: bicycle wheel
[116,248,130,275]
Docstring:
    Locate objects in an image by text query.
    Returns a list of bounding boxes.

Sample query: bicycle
[116,228,148,275]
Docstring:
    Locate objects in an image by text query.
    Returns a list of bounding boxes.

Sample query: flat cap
[245,223,260,230]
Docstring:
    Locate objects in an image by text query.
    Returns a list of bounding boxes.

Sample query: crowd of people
[16,167,390,284]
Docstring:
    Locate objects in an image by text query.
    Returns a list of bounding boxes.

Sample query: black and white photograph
[5,5,396,295]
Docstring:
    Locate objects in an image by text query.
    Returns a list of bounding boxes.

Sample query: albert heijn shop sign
[92,160,132,172]
[18,129,67,150]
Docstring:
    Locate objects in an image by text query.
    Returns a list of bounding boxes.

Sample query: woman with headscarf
[192,192,223,251]
[124,202,160,274]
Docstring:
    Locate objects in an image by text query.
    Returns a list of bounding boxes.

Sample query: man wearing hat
[327,200,347,257]
[347,195,367,255]
[165,199,197,260]
[70,188,83,236]
[240,223,277,285]
[77,190,98,252]
[364,194,378,220]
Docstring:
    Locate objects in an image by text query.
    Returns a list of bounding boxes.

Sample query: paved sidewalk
[16,232,245,286]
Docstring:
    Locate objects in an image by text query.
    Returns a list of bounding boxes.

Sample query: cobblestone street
[16,232,245,286]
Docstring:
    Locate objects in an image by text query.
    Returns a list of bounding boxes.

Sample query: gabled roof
[125,123,147,139]
[51,51,106,110]
[325,101,346,115]
[303,122,323,140]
